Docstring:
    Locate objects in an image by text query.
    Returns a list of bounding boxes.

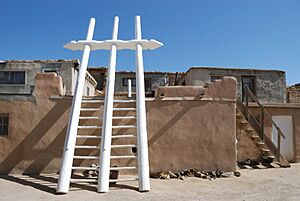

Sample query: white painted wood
[98,16,119,193]
[110,166,136,170]
[111,144,136,148]
[57,18,95,194]
[110,155,137,159]
[135,16,150,192]
[113,99,136,103]
[128,79,132,98]
[64,39,163,51]
[113,107,136,111]
[109,178,139,182]
[72,166,98,170]
[272,116,294,161]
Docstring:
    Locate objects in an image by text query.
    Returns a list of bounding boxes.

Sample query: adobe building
[114,71,180,96]
[0,61,236,174]
[287,83,300,103]
[0,61,300,176]
[87,67,182,96]
[0,60,97,97]
[179,67,286,103]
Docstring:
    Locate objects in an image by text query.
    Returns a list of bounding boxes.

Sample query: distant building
[0,60,97,97]
[87,67,107,93]
[287,83,300,103]
[87,67,182,96]
[178,67,287,103]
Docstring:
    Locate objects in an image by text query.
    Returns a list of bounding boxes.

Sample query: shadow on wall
[125,97,236,173]
[0,99,70,174]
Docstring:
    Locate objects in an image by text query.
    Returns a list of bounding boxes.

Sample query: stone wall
[287,85,300,103]
[182,67,286,104]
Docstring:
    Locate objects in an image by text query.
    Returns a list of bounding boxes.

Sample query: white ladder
[56,16,163,194]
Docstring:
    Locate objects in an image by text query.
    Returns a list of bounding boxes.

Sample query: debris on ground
[234,171,241,177]
[150,168,238,180]
[83,163,99,177]
[82,163,119,183]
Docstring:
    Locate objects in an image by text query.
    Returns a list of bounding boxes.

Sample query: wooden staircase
[236,87,290,168]
[236,108,276,163]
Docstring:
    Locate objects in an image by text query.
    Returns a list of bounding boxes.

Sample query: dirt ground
[1,163,300,201]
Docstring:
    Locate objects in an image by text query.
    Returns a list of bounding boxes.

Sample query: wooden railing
[237,86,289,167]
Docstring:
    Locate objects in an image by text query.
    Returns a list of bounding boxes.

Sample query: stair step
[251,135,260,140]
[77,135,101,139]
[111,144,136,149]
[73,156,99,159]
[110,166,136,170]
[74,145,100,149]
[72,166,98,170]
[267,155,276,159]
[256,141,265,146]
[70,178,97,183]
[236,113,243,118]
[112,134,136,139]
[109,178,138,182]
[78,126,102,129]
[111,155,137,159]
[113,100,136,103]
[261,148,270,152]
[80,108,100,111]
[112,125,136,129]
[245,128,254,132]
[113,108,136,111]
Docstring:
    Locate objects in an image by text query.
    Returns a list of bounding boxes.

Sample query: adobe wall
[147,99,236,172]
[0,75,237,174]
[0,73,70,174]
[148,77,237,172]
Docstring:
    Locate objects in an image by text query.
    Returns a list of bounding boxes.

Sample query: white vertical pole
[128,79,132,98]
[98,16,119,193]
[57,18,95,194]
[135,15,150,192]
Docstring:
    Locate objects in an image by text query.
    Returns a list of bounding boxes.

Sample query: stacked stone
[150,169,240,180]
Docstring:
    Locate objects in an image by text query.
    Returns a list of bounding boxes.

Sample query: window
[123,78,136,86]
[242,76,255,102]
[211,75,223,82]
[0,71,25,84]
[144,78,151,93]
[0,114,9,136]
[42,68,59,75]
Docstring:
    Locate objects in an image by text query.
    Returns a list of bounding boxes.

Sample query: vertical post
[128,79,132,98]
[98,16,119,193]
[245,87,249,121]
[135,15,150,192]
[57,18,95,194]
[278,130,281,163]
[261,107,264,141]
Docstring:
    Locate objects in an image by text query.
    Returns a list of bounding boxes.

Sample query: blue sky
[0,0,299,85]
